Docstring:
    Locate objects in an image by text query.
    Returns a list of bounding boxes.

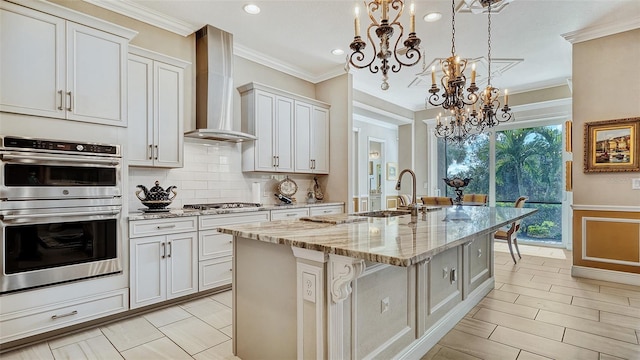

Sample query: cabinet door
[154,62,183,168]
[254,91,277,171]
[127,54,154,166]
[465,235,491,297]
[66,22,127,126]
[311,106,330,174]
[166,232,198,300]
[425,246,462,329]
[294,101,313,173]
[130,235,166,309]
[0,3,65,118]
[275,96,294,172]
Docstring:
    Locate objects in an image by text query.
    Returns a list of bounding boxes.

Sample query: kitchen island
[218,205,536,359]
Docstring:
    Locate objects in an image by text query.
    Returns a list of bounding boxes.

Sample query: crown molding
[562,17,640,44]
[82,0,196,36]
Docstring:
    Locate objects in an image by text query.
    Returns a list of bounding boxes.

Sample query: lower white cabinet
[309,204,344,216]
[0,289,128,344]
[129,217,198,309]
[198,211,270,291]
[270,207,310,220]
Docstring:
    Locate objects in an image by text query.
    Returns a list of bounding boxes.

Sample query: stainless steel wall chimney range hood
[184,25,256,142]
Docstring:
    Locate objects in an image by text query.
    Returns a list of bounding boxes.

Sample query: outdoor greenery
[440,125,563,242]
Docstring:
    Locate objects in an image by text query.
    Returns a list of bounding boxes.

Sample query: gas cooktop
[183,202,262,210]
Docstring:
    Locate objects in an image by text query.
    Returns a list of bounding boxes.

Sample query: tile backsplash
[128,140,324,211]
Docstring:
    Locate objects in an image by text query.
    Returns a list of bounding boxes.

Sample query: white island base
[232,232,494,360]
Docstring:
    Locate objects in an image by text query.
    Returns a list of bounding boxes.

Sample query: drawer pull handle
[286,213,297,217]
[66,91,73,111]
[451,267,457,283]
[157,225,176,229]
[167,241,172,258]
[51,310,78,320]
[161,242,166,258]
[323,210,332,213]
[58,90,64,110]
[478,249,482,257]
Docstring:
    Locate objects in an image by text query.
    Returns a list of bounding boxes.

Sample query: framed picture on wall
[584,117,640,173]
[386,162,398,180]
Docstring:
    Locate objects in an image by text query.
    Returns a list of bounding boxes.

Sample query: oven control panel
[2,136,119,155]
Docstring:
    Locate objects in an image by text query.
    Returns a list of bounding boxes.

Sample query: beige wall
[316,74,352,208]
[572,29,640,207]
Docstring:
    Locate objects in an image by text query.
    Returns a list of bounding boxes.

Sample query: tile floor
[3,243,640,360]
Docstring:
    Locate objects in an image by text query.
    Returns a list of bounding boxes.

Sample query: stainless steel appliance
[0,136,123,294]
[183,202,262,210]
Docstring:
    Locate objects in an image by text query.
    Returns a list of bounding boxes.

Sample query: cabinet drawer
[199,257,233,291]
[271,208,310,221]
[199,230,233,260]
[309,205,343,216]
[129,217,197,237]
[199,211,270,231]
[0,289,128,344]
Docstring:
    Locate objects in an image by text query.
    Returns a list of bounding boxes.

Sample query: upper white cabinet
[239,82,330,174]
[294,102,329,174]
[0,1,136,126]
[127,47,189,168]
[240,87,294,172]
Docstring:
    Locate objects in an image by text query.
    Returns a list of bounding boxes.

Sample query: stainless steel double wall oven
[1,136,123,294]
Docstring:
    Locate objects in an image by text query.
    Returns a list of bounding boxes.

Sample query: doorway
[368,137,385,211]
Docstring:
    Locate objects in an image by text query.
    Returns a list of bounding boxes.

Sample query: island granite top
[218,206,537,267]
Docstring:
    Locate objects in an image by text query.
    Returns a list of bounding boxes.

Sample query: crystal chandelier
[427,0,479,112]
[467,0,513,129]
[348,0,422,90]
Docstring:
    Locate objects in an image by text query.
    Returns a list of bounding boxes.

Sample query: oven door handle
[2,210,119,222]
[1,153,120,166]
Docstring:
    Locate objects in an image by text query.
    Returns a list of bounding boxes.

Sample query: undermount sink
[355,210,412,218]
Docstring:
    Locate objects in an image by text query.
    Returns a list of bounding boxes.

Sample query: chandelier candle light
[349,0,422,90]
[467,0,513,128]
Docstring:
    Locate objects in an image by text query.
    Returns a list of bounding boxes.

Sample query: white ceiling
[92,0,640,111]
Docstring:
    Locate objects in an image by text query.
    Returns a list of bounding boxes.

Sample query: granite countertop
[128,202,345,221]
[218,206,537,267]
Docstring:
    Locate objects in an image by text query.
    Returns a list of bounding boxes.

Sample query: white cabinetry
[129,217,198,309]
[128,47,188,167]
[270,207,310,221]
[309,204,344,216]
[0,1,135,126]
[294,102,329,174]
[240,87,294,172]
[239,82,330,174]
[198,211,270,291]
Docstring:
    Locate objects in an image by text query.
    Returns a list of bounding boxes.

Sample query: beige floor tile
[500,284,573,304]
[551,285,630,305]
[50,335,123,360]
[428,346,483,360]
[48,328,102,349]
[530,274,600,292]
[494,269,533,280]
[100,317,164,352]
[473,308,564,341]
[486,289,520,303]
[439,329,520,360]
[193,340,240,360]
[518,257,547,266]
[515,267,575,280]
[219,325,232,338]
[479,298,539,319]
[465,306,481,318]
[517,350,553,360]
[540,259,572,270]
[159,316,229,355]
[454,317,497,338]
[631,297,640,308]
[143,305,193,328]
[576,279,640,293]
[179,296,216,309]
[495,281,505,289]
[183,297,232,329]
[537,309,638,344]
[515,295,599,321]
[489,326,599,360]
[1,342,54,360]
[120,337,191,360]
[572,297,640,319]
[495,275,552,291]
[601,311,640,331]
[516,263,561,274]
[559,268,572,275]
[563,328,640,359]
[421,344,443,360]
[599,354,626,360]
[210,291,232,308]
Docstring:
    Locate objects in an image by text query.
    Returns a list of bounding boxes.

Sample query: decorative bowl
[141,200,173,209]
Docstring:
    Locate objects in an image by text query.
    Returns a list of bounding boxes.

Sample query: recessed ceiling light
[331,48,344,56]
[423,12,442,22]
[243,4,260,15]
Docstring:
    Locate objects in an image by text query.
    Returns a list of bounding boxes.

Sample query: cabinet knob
[477,249,482,257]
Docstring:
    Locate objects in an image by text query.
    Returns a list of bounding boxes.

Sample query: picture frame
[386,162,398,180]
[584,117,640,173]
